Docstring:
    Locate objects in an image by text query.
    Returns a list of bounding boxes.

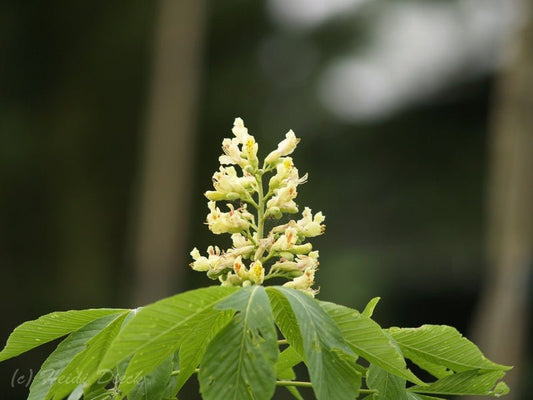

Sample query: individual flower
[219,118,257,170]
[265,130,300,164]
[231,117,249,142]
[297,207,326,237]
[283,267,317,296]
[233,256,248,279]
[219,137,243,166]
[231,233,253,248]
[205,166,255,201]
[190,248,210,272]
[266,184,299,214]
[267,157,305,190]
[243,136,259,170]
[272,227,299,251]
[206,202,253,234]
[295,251,319,271]
[249,260,265,284]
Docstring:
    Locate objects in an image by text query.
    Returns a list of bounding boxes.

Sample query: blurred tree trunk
[470,2,533,398]
[132,0,206,305]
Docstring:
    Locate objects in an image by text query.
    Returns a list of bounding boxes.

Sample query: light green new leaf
[98,286,237,393]
[388,325,511,376]
[0,309,126,362]
[27,313,125,400]
[362,297,381,318]
[268,287,361,400]
[173,308,234,394]
[366,364,409,400]
[320,301,424,385]
[409,370,508,396]
[199,286,278,400]
[47,311,131,399]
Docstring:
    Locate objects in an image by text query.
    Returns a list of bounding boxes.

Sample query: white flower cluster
[190,118,325,296]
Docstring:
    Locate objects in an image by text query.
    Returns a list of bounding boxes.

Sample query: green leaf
[199,286,278,400]
[47,311,130,399]
[97,286,237,395]
[409,370,507,396]
[0,309,126,362]
[366,364,409,400]
[66,385,84,400]
[388,325,511,375]
[83,383,111,400]
[174,308,234,393]
[362,297,381,318]
[276,346,304,400]
[283,386,305,400]
[276,346,302,380]
[268,287,361,400]
[82,358,130,399]
[320,301,424,385]
[128,355,174,400]
[27,313,124,400]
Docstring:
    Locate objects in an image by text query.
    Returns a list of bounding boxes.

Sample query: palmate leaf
[173,308,234,394]
[0,309,126,362]
[268,287,361,400]
[320,301,424,385]
[199,286,278,400]
[27,312,128,400]
[388,325,511,376]
[410,370,509,397]
[97,286,237,397]
[47,311,131,400]
[127,354,175,400]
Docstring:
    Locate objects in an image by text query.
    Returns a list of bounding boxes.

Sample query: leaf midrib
[397,342,501,372]
[100,291,233,370]
[232,286,260,400]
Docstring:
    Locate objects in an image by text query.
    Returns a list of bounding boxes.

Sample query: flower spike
[190,118,325,296]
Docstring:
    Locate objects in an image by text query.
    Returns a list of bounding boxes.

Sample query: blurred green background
[1,0,531,399]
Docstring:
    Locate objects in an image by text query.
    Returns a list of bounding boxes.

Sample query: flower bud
[290,243,313,254]
[265,206,282,219]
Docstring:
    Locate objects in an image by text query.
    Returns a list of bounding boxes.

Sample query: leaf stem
[170,369,377,396]
[276,380,376,395]
[276,380,313,388]
[170,368,199,376]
